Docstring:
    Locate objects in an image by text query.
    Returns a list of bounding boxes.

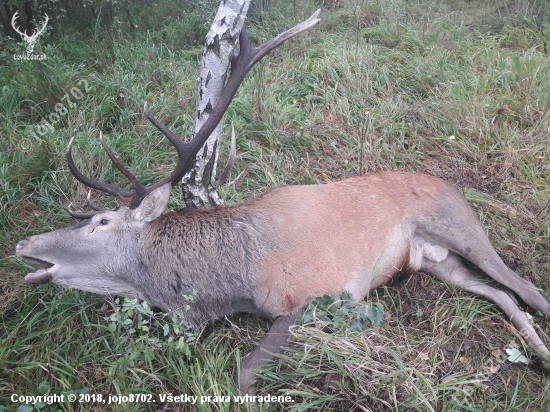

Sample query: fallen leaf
[506,348,528,364]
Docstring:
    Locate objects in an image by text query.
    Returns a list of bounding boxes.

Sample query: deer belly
[257,230,411,317]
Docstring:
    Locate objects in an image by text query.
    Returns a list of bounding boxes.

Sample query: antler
[67,134,134,202]
[66,10,321,215]
[64,190,109,219]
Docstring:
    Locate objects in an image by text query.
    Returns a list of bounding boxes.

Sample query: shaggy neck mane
[139,205,274,327]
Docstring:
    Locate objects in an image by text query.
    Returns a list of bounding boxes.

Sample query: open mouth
[20,256,56,284]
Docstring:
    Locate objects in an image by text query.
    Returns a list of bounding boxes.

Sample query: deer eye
[99,219,110,226]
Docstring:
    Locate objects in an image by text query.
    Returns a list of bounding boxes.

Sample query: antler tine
[143,102,190,151]
[214,123,237,187]
[64,203,98,220]
[67,137,133,201]
[234,9,321,75]
[65,190,109,220]
[97,132,144,192]
[86,190,108,211]
[123,102,193,208]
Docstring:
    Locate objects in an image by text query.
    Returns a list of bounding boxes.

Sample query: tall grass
[1,0,550,410]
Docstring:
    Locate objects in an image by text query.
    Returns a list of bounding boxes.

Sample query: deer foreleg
[238,314,295,394]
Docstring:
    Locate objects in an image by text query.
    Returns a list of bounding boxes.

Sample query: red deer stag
[15,10,550,393]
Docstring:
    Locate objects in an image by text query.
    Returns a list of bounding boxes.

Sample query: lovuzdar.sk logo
[12,11,49,61]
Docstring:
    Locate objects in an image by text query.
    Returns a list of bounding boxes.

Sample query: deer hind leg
[421,252,550,372]
[460,244,550,319]
[418,227,550,318]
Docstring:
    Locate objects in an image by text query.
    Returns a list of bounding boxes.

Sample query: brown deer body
[14,10,550,393]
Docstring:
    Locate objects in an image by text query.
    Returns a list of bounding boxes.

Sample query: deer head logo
[11,11,49,55]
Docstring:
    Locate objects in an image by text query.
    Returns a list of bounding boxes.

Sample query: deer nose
[16,239,30,254]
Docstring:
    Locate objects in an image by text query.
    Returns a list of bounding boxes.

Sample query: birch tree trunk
[182,0,252,208]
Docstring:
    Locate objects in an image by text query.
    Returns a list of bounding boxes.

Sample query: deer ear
[131,183,171,222]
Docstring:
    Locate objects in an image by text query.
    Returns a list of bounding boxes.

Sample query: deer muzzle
[16,239,55,284]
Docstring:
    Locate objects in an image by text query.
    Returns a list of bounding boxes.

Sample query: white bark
[182,0,252,208]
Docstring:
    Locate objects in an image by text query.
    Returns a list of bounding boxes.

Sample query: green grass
[1,0,550,410]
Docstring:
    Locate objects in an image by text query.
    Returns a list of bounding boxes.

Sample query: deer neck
[137,206,273,326]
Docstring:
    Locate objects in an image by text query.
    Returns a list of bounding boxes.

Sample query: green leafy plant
[298,291,384,332]
[106,294,196,375]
